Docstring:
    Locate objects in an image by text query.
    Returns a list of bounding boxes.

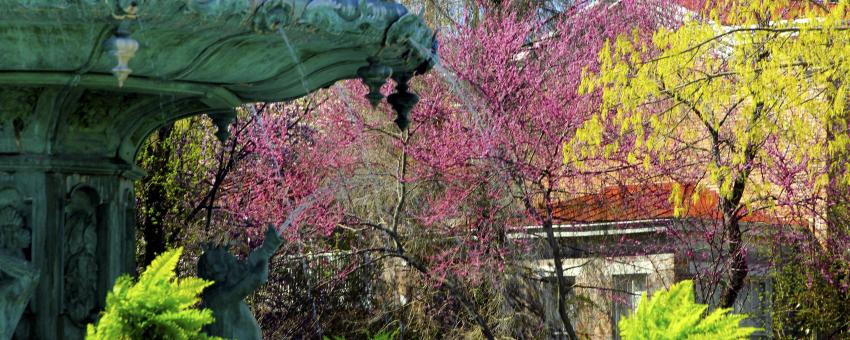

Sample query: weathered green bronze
[198,226,283,340]
[0,0,434,339]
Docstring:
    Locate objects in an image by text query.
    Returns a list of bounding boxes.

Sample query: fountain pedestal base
[0,158,139,339]
[0,85,193,339]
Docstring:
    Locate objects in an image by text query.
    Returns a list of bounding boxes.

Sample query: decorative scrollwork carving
[185,0,246,18]
[0,187,28,260]
[63,189,98,325]
[0,207,27,259]
[69,90,134,131]
[300,0,403,36]
[0,87,39,138]
[252,0,294,31]
[385,13,434,55]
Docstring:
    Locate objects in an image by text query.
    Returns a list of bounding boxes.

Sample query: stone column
[0,85,233,339]
[0,165,138,339]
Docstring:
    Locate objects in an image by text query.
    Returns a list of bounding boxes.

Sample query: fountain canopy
[0,1,435,339]
[0,0,435,165]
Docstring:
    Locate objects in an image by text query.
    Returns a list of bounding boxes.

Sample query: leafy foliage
[771,258,850,338]
[323,328,399,340]
[135,118,225,268]
[576,0,850,193]
[575,0,850,308]
[86,247,219,340]
[618,280,759,340]
[127,0,850,337]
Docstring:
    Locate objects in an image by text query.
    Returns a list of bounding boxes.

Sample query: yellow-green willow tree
[572,0,850,308]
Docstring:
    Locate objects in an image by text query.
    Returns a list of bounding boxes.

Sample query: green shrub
[370,329,399,340]
[86,247,220,340]
[618,280,759,340]
[324,328,399,340]
[771,260,850,338]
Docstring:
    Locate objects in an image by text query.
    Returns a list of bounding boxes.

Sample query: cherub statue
[0,206,38,339]
[0,254,39,340]
[198,225,283,340]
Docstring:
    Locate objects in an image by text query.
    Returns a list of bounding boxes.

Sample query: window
[611,274,647,340]
[538,275,577,339]
[733,276,772,334]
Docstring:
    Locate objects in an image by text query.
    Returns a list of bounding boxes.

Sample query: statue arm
[203,260,267,305]
[203,226,282,305]
[0,253,37,280]
[246,225,283,266]
[224,260,270,299]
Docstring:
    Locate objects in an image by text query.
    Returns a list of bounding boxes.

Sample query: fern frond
[137,247,182,289]
[86,247,220,340]
[618,280,761,340]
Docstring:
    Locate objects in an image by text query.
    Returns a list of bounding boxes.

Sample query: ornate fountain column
[0,157,137,340]
[0,84,238,339]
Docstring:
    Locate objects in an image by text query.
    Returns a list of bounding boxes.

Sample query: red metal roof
[672,0,836,22]
[551,182,780,225]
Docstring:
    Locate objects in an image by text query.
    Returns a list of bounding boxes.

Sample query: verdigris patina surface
[0,0,434,338]
[0,187,38,340]
[198,226,284,340]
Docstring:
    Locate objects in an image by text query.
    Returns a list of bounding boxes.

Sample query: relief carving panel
[63,188,99,325]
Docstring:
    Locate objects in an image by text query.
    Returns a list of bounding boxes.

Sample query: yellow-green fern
[619,280,759,340]
[86,247,220,340]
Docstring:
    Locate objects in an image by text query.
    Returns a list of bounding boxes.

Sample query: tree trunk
[714,100,760,309]
[718,216,748,308]
[826,80,850,249]
[718,177,748,309]
[542,215,578,339]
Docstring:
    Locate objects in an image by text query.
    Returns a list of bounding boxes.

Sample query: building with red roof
[509,182,784,339]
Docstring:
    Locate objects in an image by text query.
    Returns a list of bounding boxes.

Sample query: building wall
[528,253,676,339]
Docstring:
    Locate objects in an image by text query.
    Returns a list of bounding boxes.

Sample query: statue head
[198,246,238,284]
